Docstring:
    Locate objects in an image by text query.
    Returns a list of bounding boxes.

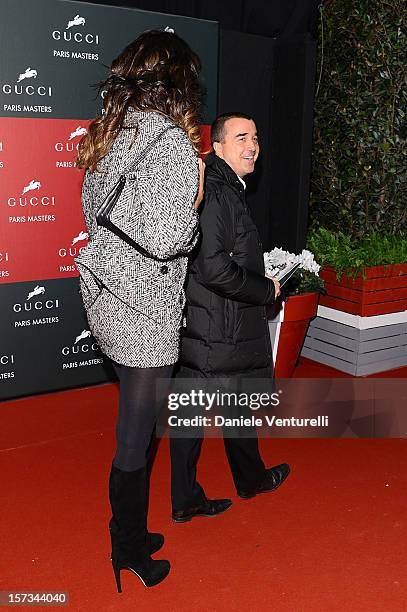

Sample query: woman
[76,30,204,590]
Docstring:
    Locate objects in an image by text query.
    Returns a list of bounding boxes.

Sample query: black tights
[113,364,173,472]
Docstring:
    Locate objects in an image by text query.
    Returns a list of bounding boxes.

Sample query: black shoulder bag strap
[96,124,178,261]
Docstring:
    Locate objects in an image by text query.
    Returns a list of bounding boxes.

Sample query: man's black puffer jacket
[180,152,275,377]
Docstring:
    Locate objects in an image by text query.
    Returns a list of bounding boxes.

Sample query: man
[170,112,290,523]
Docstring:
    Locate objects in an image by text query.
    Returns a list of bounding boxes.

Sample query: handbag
[96,124,177,261]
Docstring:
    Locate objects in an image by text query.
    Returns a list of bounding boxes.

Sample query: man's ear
[213,141,222,157]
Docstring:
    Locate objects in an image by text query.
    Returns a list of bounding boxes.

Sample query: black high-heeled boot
[108,465,170,590]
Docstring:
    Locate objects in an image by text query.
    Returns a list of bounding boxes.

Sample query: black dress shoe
[172,498,233,523]
[237,463,291,499]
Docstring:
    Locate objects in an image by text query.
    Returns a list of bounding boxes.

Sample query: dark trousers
[170,425,266,511]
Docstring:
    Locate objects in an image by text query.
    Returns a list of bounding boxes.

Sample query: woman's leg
[109,364,173,590]
[113,364,173,471]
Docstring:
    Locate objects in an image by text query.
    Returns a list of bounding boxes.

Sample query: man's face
[213,117,259,178]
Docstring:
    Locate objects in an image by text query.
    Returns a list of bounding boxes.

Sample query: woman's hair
[77,30,202,171]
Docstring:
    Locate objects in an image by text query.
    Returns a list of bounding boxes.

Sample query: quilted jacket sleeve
[195,188,276,305]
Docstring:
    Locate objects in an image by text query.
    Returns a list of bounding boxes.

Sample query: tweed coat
[75,109,199,367]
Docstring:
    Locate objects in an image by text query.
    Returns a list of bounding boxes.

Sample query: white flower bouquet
[263,247,325,296]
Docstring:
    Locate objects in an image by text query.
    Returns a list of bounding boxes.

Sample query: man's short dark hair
[211,112,254,145]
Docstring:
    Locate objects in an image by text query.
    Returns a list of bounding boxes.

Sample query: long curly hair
[77,30,202,171]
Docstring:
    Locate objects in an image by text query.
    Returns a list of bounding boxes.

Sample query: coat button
[160,265,169,274]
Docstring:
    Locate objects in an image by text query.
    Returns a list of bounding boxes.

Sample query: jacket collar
[122,107,174,128]
[205,152,245,193]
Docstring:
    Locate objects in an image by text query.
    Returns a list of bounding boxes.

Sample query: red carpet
[1,359,407,611]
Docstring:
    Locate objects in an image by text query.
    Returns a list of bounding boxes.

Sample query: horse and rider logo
[74,330,91,344]
[68,126,87,141]
[17,68,38,83]
[71,231,89,246]
[21,180,41,196]
[27,285,45,301]
[66,15,86,29]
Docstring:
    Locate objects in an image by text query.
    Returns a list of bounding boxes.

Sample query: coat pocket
[77,265,103,312]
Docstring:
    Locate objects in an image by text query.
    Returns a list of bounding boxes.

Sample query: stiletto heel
[112,561,122,593]
[112,557,170,590]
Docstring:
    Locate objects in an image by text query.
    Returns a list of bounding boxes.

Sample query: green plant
[283,269,325,296]
[310,0,407,238]
[307,227,407,278]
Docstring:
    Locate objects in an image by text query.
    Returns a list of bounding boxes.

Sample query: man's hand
[265,272,281,298]
[272,277,281,298]
[194,158,205,210]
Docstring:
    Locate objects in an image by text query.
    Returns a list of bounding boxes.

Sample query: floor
[1,358,406,611]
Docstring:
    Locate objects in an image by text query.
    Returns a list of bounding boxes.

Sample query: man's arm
[195,188,276,305]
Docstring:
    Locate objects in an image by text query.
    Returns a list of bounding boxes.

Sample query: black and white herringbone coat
[75,110,199,367]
